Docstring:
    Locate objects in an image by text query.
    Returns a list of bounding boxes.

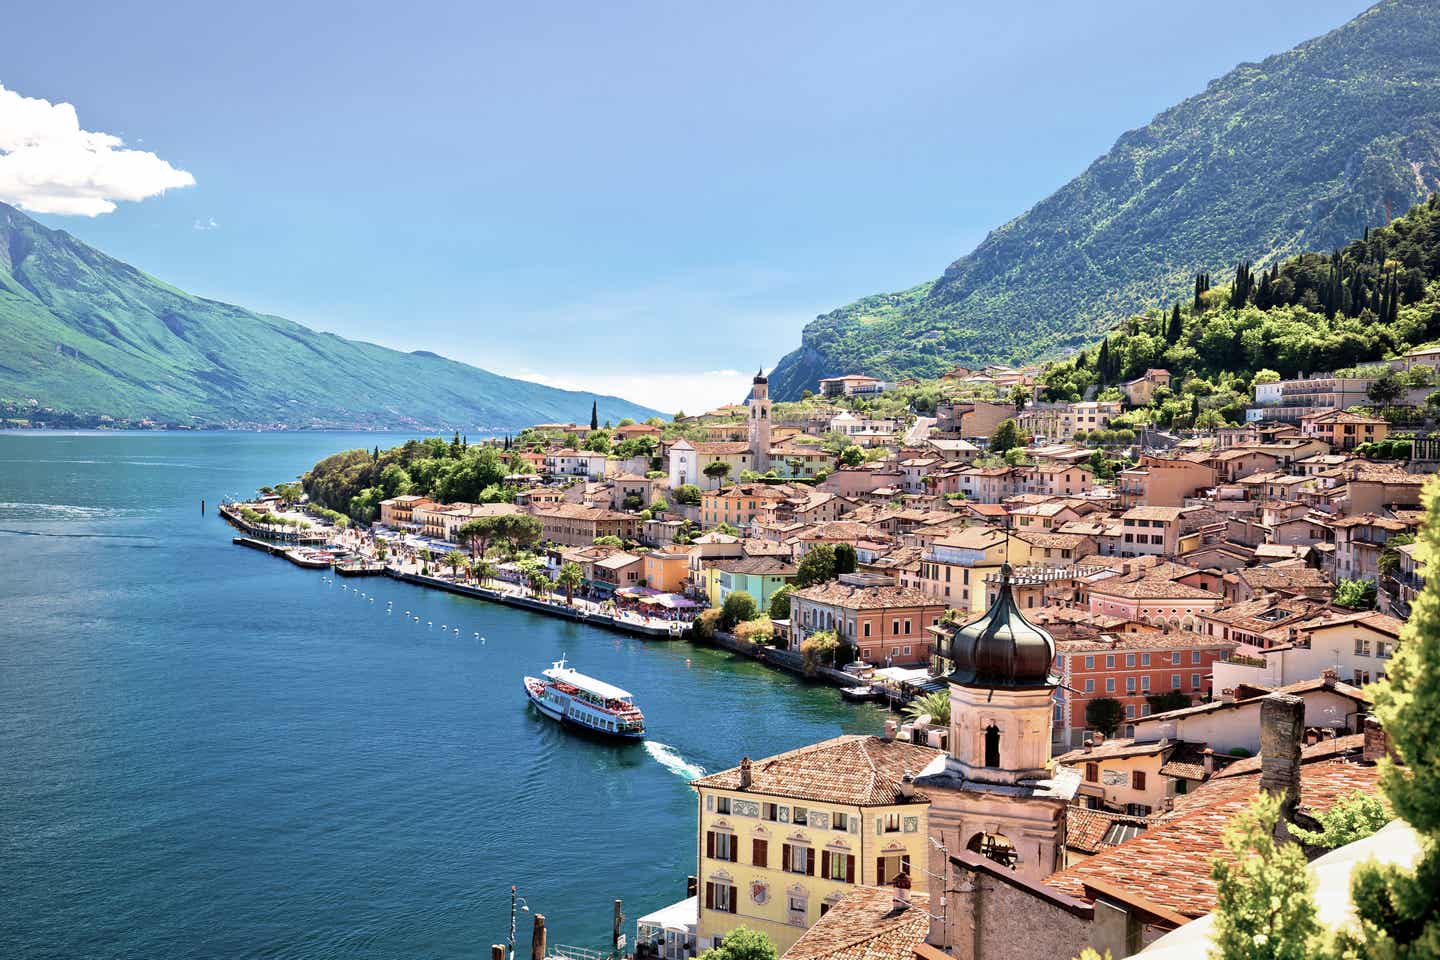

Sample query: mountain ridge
[0,202,662,430]
[767,0,1440,399]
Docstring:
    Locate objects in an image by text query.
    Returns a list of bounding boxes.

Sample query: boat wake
[645,742,705,781]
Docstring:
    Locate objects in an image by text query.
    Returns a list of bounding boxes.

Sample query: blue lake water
[0,432,884,959]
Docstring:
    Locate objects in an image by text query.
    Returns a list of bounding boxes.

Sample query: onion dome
[944,564,1057,688]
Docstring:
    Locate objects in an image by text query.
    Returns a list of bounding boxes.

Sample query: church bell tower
[914,563,1079,931]
[748,368,771,472]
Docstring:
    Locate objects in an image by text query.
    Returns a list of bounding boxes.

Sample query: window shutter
[730,838,738,863]
[806,847,815,876]
[902,854,911,875]
[705,882,714,910]
[706,831,715,860]
[782,843,791,872]
[753,838,767,868]
[821,851,831,879]
[845,855,855,884]
[728,886,737,914]
[876,857,886,885]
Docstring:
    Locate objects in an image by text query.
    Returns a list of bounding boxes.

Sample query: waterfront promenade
[222,503,688,640]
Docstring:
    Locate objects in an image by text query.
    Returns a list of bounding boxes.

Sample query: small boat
[523,657,645,739]
[840,684,881,702]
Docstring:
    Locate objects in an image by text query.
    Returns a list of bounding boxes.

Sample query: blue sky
[2,0,1368,412]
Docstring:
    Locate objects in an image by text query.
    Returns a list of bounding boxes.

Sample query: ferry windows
[832,812,848,832]
[716,796,731,815]
[792,807,808,826]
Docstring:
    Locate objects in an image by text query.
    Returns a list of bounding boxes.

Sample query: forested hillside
[767,0,1440,399]
[1041,194,1440,426]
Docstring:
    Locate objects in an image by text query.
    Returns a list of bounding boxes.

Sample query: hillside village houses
[357,361,1432,960]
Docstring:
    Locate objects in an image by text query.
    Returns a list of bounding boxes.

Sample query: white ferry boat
[523,657,646,739]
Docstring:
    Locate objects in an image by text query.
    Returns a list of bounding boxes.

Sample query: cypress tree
[1166,303,1183,344]
[1098,339,1111,384]
[590,401,599,431]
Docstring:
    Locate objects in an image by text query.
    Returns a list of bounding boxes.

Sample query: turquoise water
[0,432,883,959]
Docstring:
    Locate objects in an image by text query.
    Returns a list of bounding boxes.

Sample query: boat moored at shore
[524,657,646,739]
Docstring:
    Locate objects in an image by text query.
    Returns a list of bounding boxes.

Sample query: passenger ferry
[523,657,646,739]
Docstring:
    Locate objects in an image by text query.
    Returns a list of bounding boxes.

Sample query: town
[223,345,1438,960]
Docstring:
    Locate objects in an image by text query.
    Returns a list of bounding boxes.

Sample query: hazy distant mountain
[767,0,1440,398]
[0,202,660,429]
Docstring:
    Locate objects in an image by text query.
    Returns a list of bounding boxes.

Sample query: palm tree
[904,690,950,726]
[472,559,495,585]
[443,550,467,577]
[557,562,584,605]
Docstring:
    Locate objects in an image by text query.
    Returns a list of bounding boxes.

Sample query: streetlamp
[509,885,531,960]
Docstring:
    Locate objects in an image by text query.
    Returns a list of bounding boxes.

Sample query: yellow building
[689,735,941,954]
[701,483,792,529]
[911,526,1034,615]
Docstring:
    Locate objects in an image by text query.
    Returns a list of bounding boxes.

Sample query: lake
[0,431,884,959]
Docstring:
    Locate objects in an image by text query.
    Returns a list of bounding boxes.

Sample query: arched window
[984,723,1001,768]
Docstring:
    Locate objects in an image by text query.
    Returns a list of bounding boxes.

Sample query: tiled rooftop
[781,887,931,960]
[691,735,942,806]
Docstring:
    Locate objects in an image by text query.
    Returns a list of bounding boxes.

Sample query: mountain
[767,0,1440,399]
[0,203,661,430]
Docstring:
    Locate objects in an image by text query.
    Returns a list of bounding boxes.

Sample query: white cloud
[0,83,195,216]
[193,217,219,231]
[512,368,758,416]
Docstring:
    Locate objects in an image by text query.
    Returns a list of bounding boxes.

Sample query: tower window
[984,724,1001,768]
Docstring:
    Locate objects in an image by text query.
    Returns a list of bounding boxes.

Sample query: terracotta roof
[1237,565,1331,593]
[1121,506,1186,522]
[712,557,798,576]
[789,581,942,611]
[533,503,633,521]
[1045,747,1382,917]
[1213,733,1365,780]
[691,735,942,806]
[781,888,931,960]
[1055,632,1234,654]
[1136,676,1370,724]
[1087,578,1222,601]
[1066,808,1152,855]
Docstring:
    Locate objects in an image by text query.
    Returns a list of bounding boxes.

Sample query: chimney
[1363,716,1389,764]
[1202,747,1215,776]
[1259,693,1304,827]
[898,773,915,801]
[739,756,752,790]
[1082,738,1094,754]
[531,915,546,960]
[891,868,913,908]
[883,719,898,742]
[1093,731,1105,746]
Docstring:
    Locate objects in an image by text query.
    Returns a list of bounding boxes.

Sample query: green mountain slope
[768,0,1440,399]
[0,203,660,429]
